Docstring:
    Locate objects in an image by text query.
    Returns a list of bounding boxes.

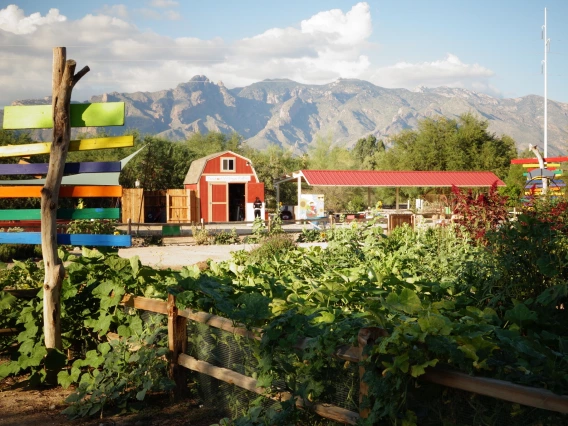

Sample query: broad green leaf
[313,311,335,324]
[504,304,538,327]
[410,359,438,377]
[417,314,453,336]
[129,255,141,277]
[386,289,422,314]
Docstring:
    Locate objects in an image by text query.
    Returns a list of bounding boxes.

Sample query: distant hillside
[3,75,567,156]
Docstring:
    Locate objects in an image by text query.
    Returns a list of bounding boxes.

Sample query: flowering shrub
[520,195,568,232]
[451,182,509,242]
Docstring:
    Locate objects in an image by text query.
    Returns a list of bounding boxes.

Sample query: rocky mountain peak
[2,75,566,156]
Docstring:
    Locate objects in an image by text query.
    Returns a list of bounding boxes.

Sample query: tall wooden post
[167,294,188,399]
[42,47,89,350]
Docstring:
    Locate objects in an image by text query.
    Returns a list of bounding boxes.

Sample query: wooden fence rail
[119,294,568,423]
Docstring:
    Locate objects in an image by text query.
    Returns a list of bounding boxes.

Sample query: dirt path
[0,374,220,426]
[117,241,326,269]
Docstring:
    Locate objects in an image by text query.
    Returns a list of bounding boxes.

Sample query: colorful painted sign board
[3,102,125,129]
[511,156,568,164]
[0,232,131,247]
[0,136,133,158]
[0,161,121,175]
[0,185,122,198]
[0,208,119,220]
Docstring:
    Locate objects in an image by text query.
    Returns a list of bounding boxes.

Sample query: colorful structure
[0,102,134,246]
[183,151,264,222]
[510,156,567,197]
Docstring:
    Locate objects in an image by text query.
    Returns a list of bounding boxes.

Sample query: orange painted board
[0,185,122,198]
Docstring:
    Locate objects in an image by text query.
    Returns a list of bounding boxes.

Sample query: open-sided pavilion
[274,170,506,210]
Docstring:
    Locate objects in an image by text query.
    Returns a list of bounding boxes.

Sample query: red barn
[183,151,264,222]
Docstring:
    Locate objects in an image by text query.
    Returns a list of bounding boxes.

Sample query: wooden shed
[183,151,264,222]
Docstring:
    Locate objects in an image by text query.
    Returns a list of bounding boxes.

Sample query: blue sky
[1,1,568,106]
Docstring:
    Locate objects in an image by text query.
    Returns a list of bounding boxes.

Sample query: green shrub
[212,228,240,245]
[247,233,296,263]
[66,219,118,235]
[191,225,210,245]
[0,244,42,262]
[0,259,44,290]
[296,228,326,242]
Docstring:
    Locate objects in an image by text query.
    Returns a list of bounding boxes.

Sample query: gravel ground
[118,240,328,269]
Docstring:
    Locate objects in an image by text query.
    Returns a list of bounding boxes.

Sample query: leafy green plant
[213,228,241,245]
[267,216,284,236]
[141,235,163,246]
[0,259,44,290]
[247,233,296,264]
[296,228,326,242]
[66,219,118,235]
[0,244,42,262]
[0,249,171,386]
[59,316,174,418]
[191,225,210,245]
[244,217,267,244]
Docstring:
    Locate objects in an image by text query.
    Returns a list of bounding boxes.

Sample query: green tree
[352,134,386,169]
[120,136,197,190]
[308,134,353,170]
[378,114,516,177]
[239,144,304,208]
[184,131,242,157]
[376,114,517,202]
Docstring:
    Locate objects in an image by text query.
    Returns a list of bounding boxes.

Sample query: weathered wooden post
[167,294,188,399]
[42,47,89,350]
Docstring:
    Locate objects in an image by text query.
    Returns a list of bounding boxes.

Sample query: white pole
[543,8,549,159]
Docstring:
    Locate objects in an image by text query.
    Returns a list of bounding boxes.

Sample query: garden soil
[0,373,219,425]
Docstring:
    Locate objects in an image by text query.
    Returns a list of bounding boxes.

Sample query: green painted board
[162,225,181,236]
[0,208,120,220]
[3,102,125,129]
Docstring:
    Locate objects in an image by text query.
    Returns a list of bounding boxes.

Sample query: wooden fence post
[127,218,131,235]
[167,294,188,400]
[358,327,388,419]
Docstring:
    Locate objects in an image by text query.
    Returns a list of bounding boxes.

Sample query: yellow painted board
[0,136,133,158]
[522,163,560,168]
[3,102,125,129]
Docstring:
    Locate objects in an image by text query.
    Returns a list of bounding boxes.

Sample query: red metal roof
[300,170,505,187]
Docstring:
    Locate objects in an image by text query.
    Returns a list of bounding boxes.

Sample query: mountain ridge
[2,76,566,156]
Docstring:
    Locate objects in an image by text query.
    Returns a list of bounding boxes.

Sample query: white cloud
[0,3,499,108]
[301,2,372,46]
[149,0,179,7]
[98,4,129,19]
[163,10,181,21]
[368,54,498,95]
[0,5,66,35]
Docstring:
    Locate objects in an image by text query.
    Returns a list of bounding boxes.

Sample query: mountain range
[2,75,567,156]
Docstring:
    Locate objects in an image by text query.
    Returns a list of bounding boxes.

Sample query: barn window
[221,157,235,172]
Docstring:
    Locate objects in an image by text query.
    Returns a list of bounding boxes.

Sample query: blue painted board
[0,232,131,247]
[0,161,121,176]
